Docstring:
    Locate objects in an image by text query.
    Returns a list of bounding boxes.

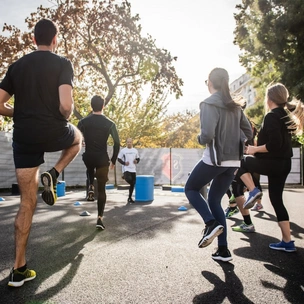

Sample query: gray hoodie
[198,92,253,166]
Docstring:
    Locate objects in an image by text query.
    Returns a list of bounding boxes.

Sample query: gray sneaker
[232,222,255,233]
[41,169,57,206]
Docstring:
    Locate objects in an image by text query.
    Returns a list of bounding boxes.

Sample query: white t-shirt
[118,147,139,173]
[202,146,240,167]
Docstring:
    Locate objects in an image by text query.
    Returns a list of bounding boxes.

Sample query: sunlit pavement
[0,187,303,303]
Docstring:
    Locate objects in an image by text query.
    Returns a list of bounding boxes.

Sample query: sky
[0,0,246,113]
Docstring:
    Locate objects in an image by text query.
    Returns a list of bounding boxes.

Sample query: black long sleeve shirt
[77,114,120,165]
[256,107,293,159]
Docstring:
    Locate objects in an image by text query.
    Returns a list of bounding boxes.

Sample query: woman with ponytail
[239,83,304,252]
[185,68,253,262]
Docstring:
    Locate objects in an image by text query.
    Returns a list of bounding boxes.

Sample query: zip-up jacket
[198,92,253,166]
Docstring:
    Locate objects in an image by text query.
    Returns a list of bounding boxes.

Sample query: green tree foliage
[160,111,201,148]
[234,0,304,101]
[0,0,183,121]
[104,89,168,148]
[244,99,264,129]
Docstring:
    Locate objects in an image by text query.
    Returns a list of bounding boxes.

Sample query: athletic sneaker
[8,266,36,287]
[269,240,296,252]
[243,187,263,209]
[87,185,95,201]
[251,202,263,211]
[232,222,255,233]
[229,194,236,204]
[225,206,240,218]
[212,248,233,262]
[41,169,57,206]
[96,218,105,230]
[198,221,224,248]
[128,198,135,203]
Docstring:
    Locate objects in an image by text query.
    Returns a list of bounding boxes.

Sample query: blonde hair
[266,83,289,105]
[287,99,304,135]
[266,83,304,135]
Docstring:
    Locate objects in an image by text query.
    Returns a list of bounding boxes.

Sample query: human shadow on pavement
[0,195,101,304]
[193,262,254,304]
[0,192,196,303]
[0,229,97,304]
[233,232,304,303]
[261,263,304,303]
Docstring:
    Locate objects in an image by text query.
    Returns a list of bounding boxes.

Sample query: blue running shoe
[269,240,296,252]
[243,187,262,209]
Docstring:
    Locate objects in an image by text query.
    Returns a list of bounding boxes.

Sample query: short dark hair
[91,95,104,111]
[34,19,58,46]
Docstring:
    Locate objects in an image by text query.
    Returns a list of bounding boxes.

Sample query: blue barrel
[135,175,154,202]
[57,181,66,197]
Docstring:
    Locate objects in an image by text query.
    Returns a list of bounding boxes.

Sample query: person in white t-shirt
[117,138,140,203]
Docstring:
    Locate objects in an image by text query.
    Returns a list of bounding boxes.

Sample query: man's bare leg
[53,125,82,173]
[14,167,39,269]
[40,126,82,205]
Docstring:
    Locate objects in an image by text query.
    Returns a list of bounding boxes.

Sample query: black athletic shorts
[13,123,75,169]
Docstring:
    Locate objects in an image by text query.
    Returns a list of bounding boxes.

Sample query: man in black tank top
[0,19,82,287]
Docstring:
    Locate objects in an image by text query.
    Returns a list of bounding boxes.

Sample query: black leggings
[232,172,262,198]
[124,171,136,198]
[238,156,291,222]
[86,166,109,217]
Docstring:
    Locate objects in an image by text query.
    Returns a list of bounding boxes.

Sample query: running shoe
[243,187,263,209]
[225,206,240,218]
[41,169,57,206]
[8,266,36,287]
[212,248,233,262]
[229,194,236,204]
[251,202,263,211]
[96,218,105,230]
[269,240,296,252]
[232,222,255,233]
[87,185,95,201]
[198,221,224,248]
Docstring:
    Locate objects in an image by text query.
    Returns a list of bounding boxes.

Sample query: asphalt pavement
[0,186,303,304]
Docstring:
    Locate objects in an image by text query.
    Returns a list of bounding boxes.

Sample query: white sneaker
[251,203,263,211]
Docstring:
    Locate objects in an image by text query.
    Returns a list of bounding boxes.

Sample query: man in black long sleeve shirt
[77,95,120,229]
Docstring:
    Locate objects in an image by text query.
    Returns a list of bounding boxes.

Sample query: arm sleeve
[110,123,120,163]
[117,158,125,165]
[59,58,74,87]
[198,102,219,145]
[77,120,83,133]
[136,150,140,163]
[240,112,253,141]
[0,65,14,96]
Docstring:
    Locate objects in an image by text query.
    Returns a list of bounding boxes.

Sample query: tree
[234,0,304,101]
[0,0,183,120]
[104,89,169,148]
[160,110,201,148]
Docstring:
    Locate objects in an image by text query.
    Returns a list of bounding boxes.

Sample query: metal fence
[0,131,302,189]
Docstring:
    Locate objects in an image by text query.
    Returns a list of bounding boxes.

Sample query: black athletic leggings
[86,166,109,217]
[232,171,262,198]
[124,171,136,199]
[238,155,291,222]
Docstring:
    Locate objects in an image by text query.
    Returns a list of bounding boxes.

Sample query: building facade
[230,73,256,107]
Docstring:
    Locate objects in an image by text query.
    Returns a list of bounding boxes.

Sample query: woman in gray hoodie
[185,67,252,262]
